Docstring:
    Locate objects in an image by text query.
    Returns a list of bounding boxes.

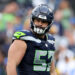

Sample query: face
[34,18,48,28]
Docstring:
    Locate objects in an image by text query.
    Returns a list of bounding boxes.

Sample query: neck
[35,33,45,39]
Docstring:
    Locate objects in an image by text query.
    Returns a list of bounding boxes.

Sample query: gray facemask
[33,24,48,35]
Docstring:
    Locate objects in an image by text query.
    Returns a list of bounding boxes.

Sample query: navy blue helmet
[30,4,54,35]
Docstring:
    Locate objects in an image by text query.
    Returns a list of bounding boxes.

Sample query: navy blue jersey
[13,30,55,75]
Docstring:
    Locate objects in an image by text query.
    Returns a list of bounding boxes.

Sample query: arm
[6,40,27,75]
[50,60,57,75]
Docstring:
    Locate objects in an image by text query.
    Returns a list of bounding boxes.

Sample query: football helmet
[30,4,54,35]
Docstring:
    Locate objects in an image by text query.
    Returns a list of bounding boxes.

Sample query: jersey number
[33,50,54,71]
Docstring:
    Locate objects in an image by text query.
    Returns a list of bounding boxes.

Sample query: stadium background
[0,0,75,75]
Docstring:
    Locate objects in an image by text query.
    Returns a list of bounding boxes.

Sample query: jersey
[12,30,55,75]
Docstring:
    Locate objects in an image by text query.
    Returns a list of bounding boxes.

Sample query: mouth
[33,26,45,34]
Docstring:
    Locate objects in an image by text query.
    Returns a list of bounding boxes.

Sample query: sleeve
[52,37,56,51]
[48,34,56,51]
[48,34,56,62]
[51,38,56,62]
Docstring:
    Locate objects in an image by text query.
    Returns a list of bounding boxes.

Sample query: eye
[42,20,48,24]
[38,18,43,22]
[35,18,40,22]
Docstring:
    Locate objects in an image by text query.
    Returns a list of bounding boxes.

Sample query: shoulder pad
[13,30,42,43]
[12,30,31,40]
[48,34,55,40]
[47,34,55,44]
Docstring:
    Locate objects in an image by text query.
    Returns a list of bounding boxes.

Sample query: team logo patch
[14,32,26,39]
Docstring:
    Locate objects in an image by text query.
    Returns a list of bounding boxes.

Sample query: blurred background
[0,0,75,75]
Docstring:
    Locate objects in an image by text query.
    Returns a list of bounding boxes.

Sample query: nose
[38,20,43,26]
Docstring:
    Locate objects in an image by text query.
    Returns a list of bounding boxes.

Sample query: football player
[7,4,57,75]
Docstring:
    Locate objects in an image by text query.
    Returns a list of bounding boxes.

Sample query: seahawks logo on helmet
[38,15,47,20]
